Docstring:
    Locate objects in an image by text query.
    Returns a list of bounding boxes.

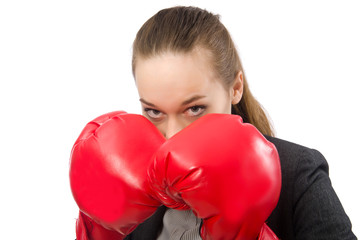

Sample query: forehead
[135,48,216,83]
[134,49,221,106]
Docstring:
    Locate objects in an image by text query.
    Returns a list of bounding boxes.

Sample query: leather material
[258,223,279,240]
[149,114,281,240]
[70,111,165,239]
[76,211,123,240]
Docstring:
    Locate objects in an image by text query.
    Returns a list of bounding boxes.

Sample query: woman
[126,6,356,240]
[70,6,356,240]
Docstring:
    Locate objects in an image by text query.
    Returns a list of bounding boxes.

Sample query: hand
[149,114,281,240]
[70,111,165,239]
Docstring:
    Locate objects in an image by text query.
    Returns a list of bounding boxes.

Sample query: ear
[231,71,243,104]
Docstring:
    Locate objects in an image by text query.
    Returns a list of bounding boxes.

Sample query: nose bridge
[165,115,184,139]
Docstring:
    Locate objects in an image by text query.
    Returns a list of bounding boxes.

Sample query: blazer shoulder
[264,135,329,172]
[263,135,330,219]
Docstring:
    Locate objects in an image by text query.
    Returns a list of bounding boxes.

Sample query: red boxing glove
[75,211,123,240]
[69,111,165,239]
[258,224,279,240]
[149,114,281,240]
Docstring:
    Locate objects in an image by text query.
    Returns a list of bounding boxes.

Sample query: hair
[132,6,274,136]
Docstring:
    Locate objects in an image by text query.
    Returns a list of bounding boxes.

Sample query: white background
[0,0,361,239]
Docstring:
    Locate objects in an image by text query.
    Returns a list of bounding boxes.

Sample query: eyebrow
[181,95,206,106]
[139,98,156,107]
[139,95,206,108]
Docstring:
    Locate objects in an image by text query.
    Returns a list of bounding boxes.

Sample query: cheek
[211,102,231,114]
[209,90,233,114]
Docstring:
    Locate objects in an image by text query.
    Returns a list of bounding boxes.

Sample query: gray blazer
[125,136,357,240]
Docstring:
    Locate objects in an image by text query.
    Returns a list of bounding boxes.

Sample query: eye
[185,105,206,117]
[144,108,163,119]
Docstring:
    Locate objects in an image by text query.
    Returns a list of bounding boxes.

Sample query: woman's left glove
[69,111,165,239]
[148,114,281,240]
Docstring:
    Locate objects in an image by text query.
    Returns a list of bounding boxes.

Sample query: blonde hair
[132,6,274,136]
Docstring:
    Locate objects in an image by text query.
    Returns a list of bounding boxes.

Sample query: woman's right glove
[148,114,282,240]
[69,111,165,239]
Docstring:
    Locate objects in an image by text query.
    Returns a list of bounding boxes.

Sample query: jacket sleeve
[292,148,356,239]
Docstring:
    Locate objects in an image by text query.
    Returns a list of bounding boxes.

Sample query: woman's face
[134,48,242,139]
